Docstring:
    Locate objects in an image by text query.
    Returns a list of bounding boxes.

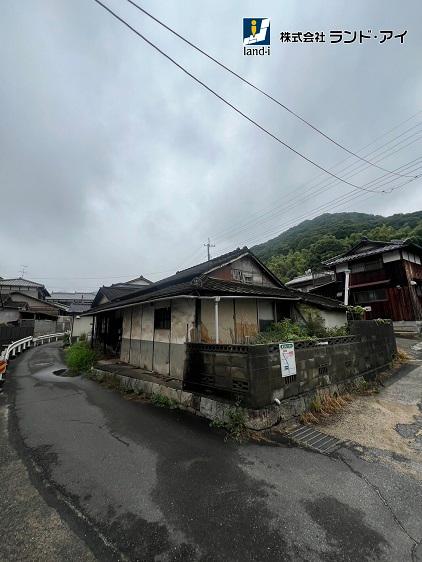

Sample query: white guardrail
[0,332,68,382]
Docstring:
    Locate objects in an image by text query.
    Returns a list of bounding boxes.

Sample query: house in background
[285,270,340,299]
[323,238,422,327]
[84,248,346,381]
[0,291,65,324]
[0,277,63,324]
[47,291,96,308]
[0,277,50,301]
[71,276,153,345]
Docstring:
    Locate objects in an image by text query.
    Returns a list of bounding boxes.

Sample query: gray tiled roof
[85,274,345,315]
[323,239,422,266]
[47,292,96,301]
[0,277,44,288]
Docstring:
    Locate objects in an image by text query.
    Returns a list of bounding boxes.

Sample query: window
[350,258,382,273]
[154,307,171,330]
[354,289,387,303]
[258,300,274,331]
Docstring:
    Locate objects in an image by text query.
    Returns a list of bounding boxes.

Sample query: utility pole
[204,238,215,261]
[20,265,28,278]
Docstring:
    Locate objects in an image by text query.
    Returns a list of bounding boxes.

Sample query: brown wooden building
[323,238,422,321]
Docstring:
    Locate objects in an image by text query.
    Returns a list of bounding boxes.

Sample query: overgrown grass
[210,403,248,442]
[252,315,347,344]
[65,341,97,375]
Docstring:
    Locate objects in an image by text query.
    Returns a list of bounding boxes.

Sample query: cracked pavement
[1,342,421,561]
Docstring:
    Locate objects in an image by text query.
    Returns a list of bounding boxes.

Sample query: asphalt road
[2,343,422,561]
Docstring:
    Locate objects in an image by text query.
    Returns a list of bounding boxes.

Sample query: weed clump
[210,403,248,442]
[151,393,178,409]
[65,341,97,375]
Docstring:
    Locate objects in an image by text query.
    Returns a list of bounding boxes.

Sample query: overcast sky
[1,0,421,292]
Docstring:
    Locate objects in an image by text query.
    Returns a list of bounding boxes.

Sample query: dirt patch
[318,365,422,479]
[321,396,420,458]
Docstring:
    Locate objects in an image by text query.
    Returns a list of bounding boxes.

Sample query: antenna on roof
[204,238,215,261]
[19,265,28,278]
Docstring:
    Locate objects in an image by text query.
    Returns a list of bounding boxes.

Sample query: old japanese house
[85,248,346,381]
[323,238,422,322]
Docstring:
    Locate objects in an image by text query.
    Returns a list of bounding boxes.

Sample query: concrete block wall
[184,321,397,408]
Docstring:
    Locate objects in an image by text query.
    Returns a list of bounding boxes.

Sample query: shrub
[65,342,97,374]
[252,319,311,343]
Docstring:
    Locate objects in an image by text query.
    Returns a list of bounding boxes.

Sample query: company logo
[243,18,270,56]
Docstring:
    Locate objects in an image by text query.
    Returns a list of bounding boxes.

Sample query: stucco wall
[319,309,347,329]
[72,315,93,340]
[120,299,195,379]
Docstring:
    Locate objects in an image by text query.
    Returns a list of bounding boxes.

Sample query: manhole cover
[284,425,345,454]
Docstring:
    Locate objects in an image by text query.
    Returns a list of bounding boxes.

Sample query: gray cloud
[1,0,421,290]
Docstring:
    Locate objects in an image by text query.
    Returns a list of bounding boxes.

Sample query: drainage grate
[284,425,344,454]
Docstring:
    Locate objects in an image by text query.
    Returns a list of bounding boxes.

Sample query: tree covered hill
[252,211,422,283]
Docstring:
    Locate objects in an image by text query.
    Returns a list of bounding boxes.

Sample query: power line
[212,127,422,243]
[175,115,421,267]
[124,0,414,179]
[91,0,393,193]
[220,163,422,252]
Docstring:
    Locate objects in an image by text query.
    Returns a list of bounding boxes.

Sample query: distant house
[0,277,50,301]
[0,278,60,324]
[0,291,64,323]
[323,238,422,322]
[286,270,339,299]
[84,277,152,347]
[84,248,346,381]
[47,291,96,308]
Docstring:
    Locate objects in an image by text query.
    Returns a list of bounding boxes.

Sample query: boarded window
[154,307,171,330]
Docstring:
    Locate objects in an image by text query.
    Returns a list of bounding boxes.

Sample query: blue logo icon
[243,18,270,46]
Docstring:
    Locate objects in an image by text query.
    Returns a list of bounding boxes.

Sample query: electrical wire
[123,0,415,179]
[91,0,394,193]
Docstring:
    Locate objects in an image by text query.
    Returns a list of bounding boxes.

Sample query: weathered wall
[209,256,277,287]
[121,309,132,363]
[295,304,347,330]
[184,320,397,408]
[71,315,93,340]
[234,299,258,343]
[0,309,21,324]
[120,299,195,380]
[140,304,154,370]
[200,299,236,344]
[319,309,347,329]
[170,299,195,379]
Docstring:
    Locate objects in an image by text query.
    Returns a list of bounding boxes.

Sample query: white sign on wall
[279,342,297,378]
